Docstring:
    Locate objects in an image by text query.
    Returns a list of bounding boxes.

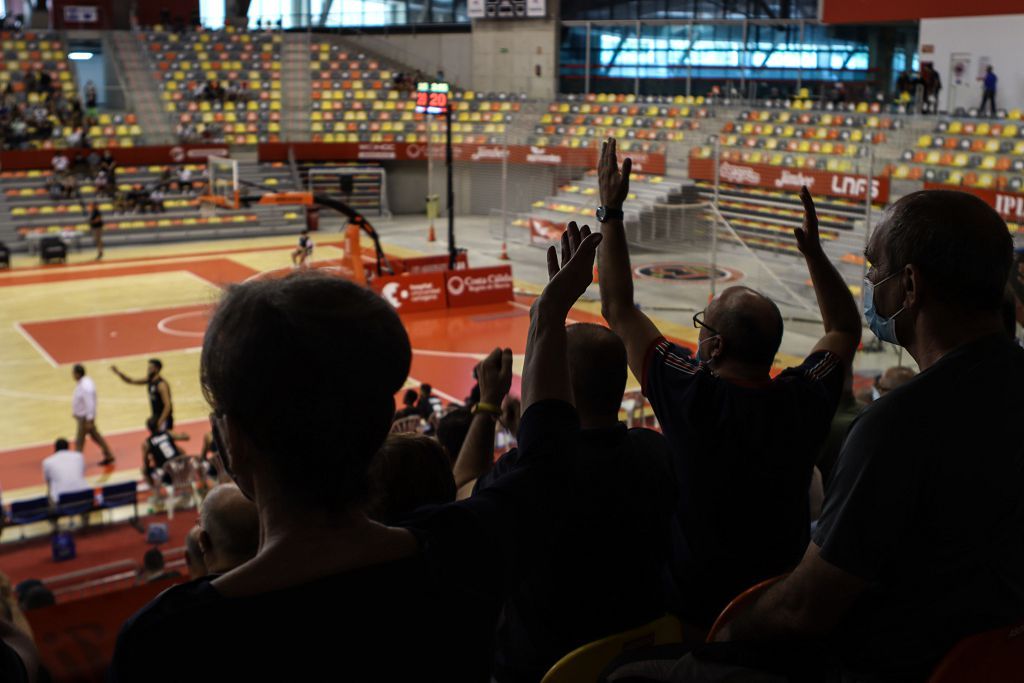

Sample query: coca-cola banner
[260,143,666,174]
[689,157,890,203]
[923,183,1024,224]
[444,265,514,308]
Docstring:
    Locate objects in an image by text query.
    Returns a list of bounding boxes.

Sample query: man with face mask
[112,358,174,430]
[621,189,1024,683]
[596,137,862,629]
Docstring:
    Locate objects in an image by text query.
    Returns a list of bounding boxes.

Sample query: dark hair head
[566,324,628,420]
[201,272,411,514]
[143,547,165,572]
[148,358,163,371]
[54,438,69,451]
[874,190,1012,311]
[366,434,456,525]
[436,408,473,466]
[403,389,418,407]
[146,417,159,434]
[72,363,85,377]
[420,384,432,397]
[710,287,784,369]
[20,585,55,611]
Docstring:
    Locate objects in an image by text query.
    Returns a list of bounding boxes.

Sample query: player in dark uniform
[291,229,314,268]
[111,358,174,430]
[140,417,191,491]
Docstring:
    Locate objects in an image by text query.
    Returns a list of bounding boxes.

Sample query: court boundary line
[12,321,58,368]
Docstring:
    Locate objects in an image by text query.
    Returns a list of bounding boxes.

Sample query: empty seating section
[146,27,282,144]
[892,119,1024,190]
[533,93,707,150]
[0,31,143,148]
[309,42,520,145]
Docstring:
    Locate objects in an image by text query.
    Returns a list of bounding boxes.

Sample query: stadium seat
[540,615,684,683]
[706,575,787,642]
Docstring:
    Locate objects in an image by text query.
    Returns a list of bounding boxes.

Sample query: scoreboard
[415,82,450,115]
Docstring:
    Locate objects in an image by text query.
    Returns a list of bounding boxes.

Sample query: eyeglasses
[693,309,720,337]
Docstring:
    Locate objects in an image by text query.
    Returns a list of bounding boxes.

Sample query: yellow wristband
[474,402,502,417]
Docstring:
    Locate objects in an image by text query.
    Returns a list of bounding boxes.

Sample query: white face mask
[696,335,720,363]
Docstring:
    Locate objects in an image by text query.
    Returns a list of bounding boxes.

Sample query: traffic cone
[427,223,436,242]
[499,241,509,260]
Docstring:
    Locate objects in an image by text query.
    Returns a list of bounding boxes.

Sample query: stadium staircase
[110,31,174,144]
[281,32,313,142]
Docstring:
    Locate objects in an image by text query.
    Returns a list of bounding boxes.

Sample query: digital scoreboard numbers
[415,82,450,115]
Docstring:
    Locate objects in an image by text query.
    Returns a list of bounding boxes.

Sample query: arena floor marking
[0,257,258,288]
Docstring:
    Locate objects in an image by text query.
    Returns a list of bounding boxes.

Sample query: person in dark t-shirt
[112,358,173,430]
[140,417,190,490]
[597,136,861,627]
[647,190,1024,682]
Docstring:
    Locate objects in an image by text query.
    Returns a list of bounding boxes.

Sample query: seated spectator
[110,271,582,680]
[866,365,917,402]
[193,484,259,575]
[436,407,472,466]
[393,389,420,420]
[596,139,861,628]
[140,548,181,584]
[149,187,165,213]
[619,190,1024,682]
[177,166,193,194]
[365,435,456,524]
[415,383,437,420]
[51,152,68,174]
[42,438,88,503]
[455,321,675,682]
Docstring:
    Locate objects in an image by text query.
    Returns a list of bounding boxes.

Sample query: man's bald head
[877,366,916,396]
[566,323,628,424]
[705,286,784,370]
[199,484,259,574]
[185,526,207,579]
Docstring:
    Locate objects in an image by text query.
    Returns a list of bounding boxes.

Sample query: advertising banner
[444,265,514,308]
[689,157,890,203]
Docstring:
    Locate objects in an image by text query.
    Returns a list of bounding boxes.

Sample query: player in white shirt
[72,364,115,465]
[42,439,90,503]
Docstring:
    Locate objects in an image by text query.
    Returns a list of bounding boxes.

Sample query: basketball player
[111,358,174,430]
[140,417,191,491]
[291,229,314,268]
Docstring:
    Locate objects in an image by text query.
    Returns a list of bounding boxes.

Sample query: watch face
[596,206,607,221]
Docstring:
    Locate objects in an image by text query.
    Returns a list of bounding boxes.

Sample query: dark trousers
[981,90,997,117]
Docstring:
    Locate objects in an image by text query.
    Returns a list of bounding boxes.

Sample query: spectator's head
[698,286,783,376]
[366,435,456,525]
[72,363,84,380]
[436,408,472,466]
[184,526,206,579]
[147,358,162,379]
[866,190,1012,352]
[402,389,418,408]
[200,271,411,517]
[419,384,432,400]
[54,438,68,452]
[197,484,259,574]
[565,323,628,428]
[143,548,165,577]
[874,366,917,399]
[19,585,54,611]
[987,65,993,74]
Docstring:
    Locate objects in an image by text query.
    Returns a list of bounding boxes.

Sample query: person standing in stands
[111,359,174,430]
[611,189,1024,683]
[596,138,861,629]
[71,364,115,466]
[42,438,88,503]
[980,65,998,117]
[454,318,676,682]
[88,201,104,260]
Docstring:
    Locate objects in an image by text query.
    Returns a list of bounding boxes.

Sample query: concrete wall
[471,19,558,99]
[919,14,1024,112]
[338,33,473,89]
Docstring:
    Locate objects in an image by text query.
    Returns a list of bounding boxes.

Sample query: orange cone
[427,224,436,242]
[499,241,509,260]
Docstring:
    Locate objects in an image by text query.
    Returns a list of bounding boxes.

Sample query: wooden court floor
[0,234,709,501]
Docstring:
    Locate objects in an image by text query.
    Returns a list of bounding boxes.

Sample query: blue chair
[98,481,139,524]
[55,489,96,527]
[9,497,52,539]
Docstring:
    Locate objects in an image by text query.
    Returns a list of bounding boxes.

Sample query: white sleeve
[84,387,97,420]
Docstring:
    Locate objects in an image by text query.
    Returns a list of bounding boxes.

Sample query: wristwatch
[596,206,624,223]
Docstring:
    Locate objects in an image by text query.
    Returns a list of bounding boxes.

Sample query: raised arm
[523,222,602,412]
[110,365,147,385]
[797,187,862,366]
[595,138,662,380]
[453,347,513,498]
